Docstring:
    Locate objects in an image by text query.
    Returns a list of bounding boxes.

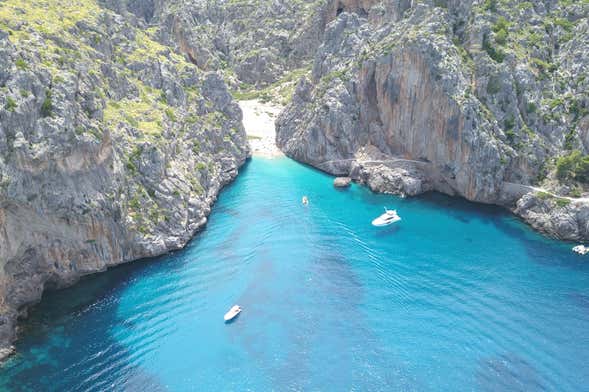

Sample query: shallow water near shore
[1,157,589,391]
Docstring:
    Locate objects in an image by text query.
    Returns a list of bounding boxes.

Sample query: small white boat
[372,208,401,227]
[224,305,242,322]
[573,245,589,255]
[302,196,309,205]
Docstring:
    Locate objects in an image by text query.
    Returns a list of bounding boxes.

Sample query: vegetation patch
[5,96,17,111]
[232,67,311,105]
[40,90,52,117]
[483,33,505,63]
[556,151,589,183]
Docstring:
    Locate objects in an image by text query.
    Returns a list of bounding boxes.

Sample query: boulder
[333,177,352,187]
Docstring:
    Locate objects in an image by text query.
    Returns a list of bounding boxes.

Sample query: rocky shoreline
[272,138,589,242]
[319,156,589,242]
[0,161,245,362]
[276,1,589,242]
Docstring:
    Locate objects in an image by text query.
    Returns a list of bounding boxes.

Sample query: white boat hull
[372,216,401,226]
[224,305,241,322]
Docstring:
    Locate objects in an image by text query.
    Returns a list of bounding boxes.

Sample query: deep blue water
[1,157,589,391]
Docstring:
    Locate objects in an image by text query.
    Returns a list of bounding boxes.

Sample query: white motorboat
[573,245,589,255]
[224,305,242,322]
[372,208,401,227]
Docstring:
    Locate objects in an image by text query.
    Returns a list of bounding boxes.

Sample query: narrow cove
[1,157,588,391]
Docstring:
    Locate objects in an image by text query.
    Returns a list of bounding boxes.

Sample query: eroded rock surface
[158,0,329,88]
[333,177,352,187]
[514,194,589,241]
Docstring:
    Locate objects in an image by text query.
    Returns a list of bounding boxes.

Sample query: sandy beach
[238,100,284,158]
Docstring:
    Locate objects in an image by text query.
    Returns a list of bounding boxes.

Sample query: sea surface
[1,157,589,391]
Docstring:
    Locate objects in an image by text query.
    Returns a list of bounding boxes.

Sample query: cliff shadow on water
[403,191,584,266]
[0,160,259,389]
[0,250,189,391]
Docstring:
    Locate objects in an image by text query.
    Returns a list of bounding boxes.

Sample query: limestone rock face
[514,194,589,241]
[277,0,589,241]
[0,0,248,356]
[157,0,328,87]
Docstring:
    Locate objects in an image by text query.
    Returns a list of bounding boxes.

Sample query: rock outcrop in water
[0,0,249,356]
[334,177,352,187]
[276,0,589,241]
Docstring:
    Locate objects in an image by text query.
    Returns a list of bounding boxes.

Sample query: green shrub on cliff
[492,16,510,46]
[483,0,498,12]
[483,33,505,63]
[5,97,16,111]
[492,17,510,34]
[40,90,52,117]
[556,151,589,183]
[15,58,27,70]
[495,28,508,45]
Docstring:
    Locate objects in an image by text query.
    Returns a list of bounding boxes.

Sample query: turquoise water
[2,157,589,391]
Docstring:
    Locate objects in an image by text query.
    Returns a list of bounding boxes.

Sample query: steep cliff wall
[277,0,589,240]
[0,0,249,357]
[153,0,328,88]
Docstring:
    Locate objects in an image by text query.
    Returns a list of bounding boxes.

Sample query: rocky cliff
[277,0,589,241]
[152,0,327,88]
[0,0,249,357]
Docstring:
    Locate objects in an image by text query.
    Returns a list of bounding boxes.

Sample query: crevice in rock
[127,0,156,23]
